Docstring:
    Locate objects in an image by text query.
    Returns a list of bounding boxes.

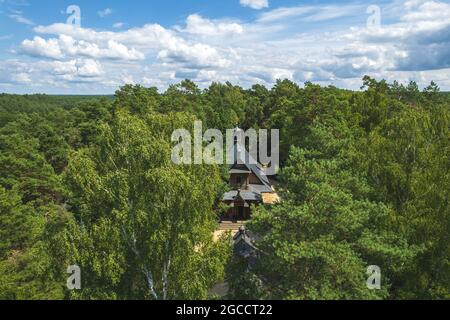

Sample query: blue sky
[0,0,449,94]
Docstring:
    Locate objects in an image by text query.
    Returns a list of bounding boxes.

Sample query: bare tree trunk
[143,266,159,300]
[162,241,171,300]
[122,225,159,300]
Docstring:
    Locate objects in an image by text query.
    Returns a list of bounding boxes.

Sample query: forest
[0,76,448,300]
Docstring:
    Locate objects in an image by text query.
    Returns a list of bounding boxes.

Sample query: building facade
[222,129,279,221]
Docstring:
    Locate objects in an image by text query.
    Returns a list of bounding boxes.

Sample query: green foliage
[0,76,448,300]
[228,76,448,300]
[231,124,418,299]
[48,110,230,300]
[0,187,64,299]
[114,84,160,115]
[226,255,265,300]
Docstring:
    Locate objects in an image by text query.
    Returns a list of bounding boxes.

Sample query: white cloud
[157,42,231,68]
[402,0,450,22]
[44,59,103,79]
[8,12,34,25]
[340,1,450,72]
[240,0,269,10]
[181,14,244,36]
[0,58,103,89]
[302,5,364,22]
[21,36,63,59]
[257,6,313,22]
[11,72,31,83]
[51,60,78,75]
[76,59,103,77]
[6,0,450,93]
[21,35,145,61]
[257,4,363,23]
[32,21,231,68]
[98,8,112,18]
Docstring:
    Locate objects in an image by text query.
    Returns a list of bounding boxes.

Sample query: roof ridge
[227,142,271,187]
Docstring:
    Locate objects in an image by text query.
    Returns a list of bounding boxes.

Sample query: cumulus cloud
[181,14,244,36]
[402,0,450,22]
[6,0,450,93]
[32,20,231,68]
[76,59,103,77]
[21,37,63,59]
[157,42,231,68]
[341,0,450,72]
[0,58,103,89]
[240,0,269,10]
[21,35,145,61]
[41,59,103,78]
[41,59,103,80]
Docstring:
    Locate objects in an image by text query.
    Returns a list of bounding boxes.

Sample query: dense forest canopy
[0,77,448,300]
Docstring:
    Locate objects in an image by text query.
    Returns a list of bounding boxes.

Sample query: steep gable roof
[227,135,271,188]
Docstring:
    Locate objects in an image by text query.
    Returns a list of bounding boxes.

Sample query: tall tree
[49,110,230,299]
[229,121,418,299]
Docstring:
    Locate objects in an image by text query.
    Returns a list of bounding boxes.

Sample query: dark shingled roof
[223,189,261,202]
[229,168,251,174]
[223,128,276,203]
[227,137,272,188]
[233,227,260,266]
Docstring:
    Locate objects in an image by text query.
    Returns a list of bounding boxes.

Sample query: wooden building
[222,128,280,221]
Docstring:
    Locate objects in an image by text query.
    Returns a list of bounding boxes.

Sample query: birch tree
[57,109,230,299]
